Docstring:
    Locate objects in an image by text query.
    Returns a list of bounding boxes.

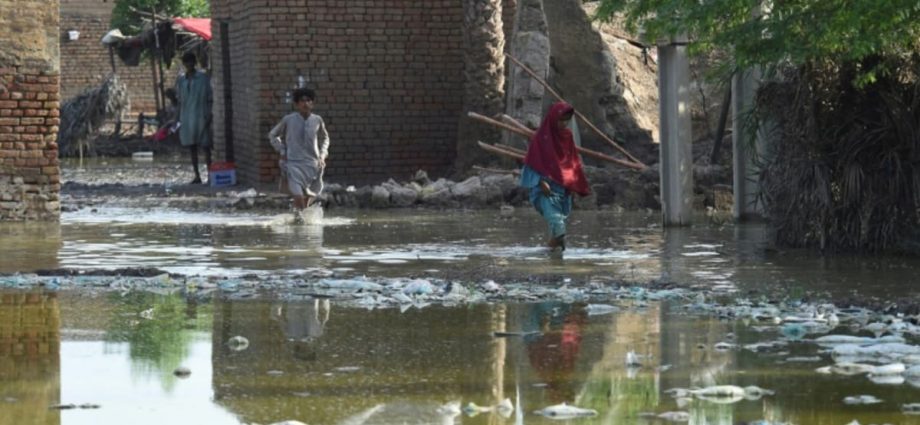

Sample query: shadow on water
[2,292,920,424]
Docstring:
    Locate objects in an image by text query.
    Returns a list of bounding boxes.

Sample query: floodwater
[3,203,920,299]
[3,293,920,425]
[4,157,920,424]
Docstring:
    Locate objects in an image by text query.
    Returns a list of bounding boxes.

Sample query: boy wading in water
[520,102,590,251]
[269,88,330,223]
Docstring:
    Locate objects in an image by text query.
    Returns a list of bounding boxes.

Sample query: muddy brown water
[4,158,920,423]
[2,293,920,425]
[3,205,920,300]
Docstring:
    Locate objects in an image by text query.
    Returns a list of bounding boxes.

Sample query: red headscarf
[524,102,590,196]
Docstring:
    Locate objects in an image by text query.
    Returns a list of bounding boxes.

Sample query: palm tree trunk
[455,0,506,172]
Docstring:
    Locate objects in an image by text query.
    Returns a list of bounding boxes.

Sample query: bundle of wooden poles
[472,54,647,172]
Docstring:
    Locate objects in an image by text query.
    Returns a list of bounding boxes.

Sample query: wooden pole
[468,112,532,139]
[468,111,645,170]
[710,82,732,164]
[577,145,645,170]
[477,141,525,160]
[500,114,535,136]
[505,53,647,169]
[149,9,162,115]
[473,165,520,175]
[108,46,117,74]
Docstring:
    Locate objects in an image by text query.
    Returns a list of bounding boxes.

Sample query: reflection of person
[269,88,330,219]
[525,303,587,402]
[520,102,590,251]
[175,52,213,184]
[272,299,330,360]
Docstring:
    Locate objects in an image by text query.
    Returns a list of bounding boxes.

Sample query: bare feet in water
[547,235,566,251]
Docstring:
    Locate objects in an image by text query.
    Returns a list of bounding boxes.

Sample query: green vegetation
[595,0,920,252]
[111,0,210,35]
[105,293,212,391]
[593,0,920,82]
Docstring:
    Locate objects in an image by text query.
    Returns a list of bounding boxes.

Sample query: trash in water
[334,366,361,373]
[227,336,250,352]
[131,151,153,161]
[533,402,598,418]
[585,303,618,316]
[436,400,461,417]
[493,331,540,338]
[626,350,642,367]
[843,395,883,405]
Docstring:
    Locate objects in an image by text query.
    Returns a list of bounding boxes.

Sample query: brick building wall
[211,0,470,185]
[60,0,177,116]
[0,1,61,221]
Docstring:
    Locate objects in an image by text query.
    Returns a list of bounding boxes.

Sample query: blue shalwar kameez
[520,164,572,240]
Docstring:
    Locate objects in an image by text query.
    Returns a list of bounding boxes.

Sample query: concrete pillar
[731,69,762,220]
[657,38,694,226]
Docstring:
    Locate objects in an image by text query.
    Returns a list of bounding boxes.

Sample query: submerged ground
[3,157,920,425]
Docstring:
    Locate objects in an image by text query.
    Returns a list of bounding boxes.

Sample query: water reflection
[103,293,209,391]
[524,303,586,403]
[272,299,331,360]
[0,291,60,425]
[0,222,61,272]
[3,293,920,424]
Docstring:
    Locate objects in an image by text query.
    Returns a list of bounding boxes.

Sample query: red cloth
[523,102,590,196]
[173,18,212,41]
[152,127,169,142]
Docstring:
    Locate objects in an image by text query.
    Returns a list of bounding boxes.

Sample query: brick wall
[60,0,176,116]
[0,1,61,221]
[211,0,468,185]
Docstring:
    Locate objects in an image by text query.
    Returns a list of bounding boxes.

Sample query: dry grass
[58,74,130,157]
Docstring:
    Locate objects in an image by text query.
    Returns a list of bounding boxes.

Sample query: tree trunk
[455,0,506,172]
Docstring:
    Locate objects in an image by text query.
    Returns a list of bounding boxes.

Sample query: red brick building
[0,1,62,220]
[210,0,515,185]
[59,0,176,116]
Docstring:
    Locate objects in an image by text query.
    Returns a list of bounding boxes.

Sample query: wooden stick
[499,114,535,137]
[505,53,647,169]
[477,141,524,160]
[485,141,526,157]
[470,111,644,169]
[501,145,526,156]
[578,145,646,170]
[468,112,532,139]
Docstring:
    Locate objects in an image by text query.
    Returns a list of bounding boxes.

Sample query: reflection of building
[0,292,61,425]
[211,300,499,424]
[0,223,61,274]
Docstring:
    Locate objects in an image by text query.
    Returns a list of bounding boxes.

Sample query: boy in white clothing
[269,88,330,216]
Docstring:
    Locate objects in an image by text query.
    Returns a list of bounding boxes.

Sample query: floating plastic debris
[533,402,598,419]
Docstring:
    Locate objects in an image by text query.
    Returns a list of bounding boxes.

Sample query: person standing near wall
[176,52,213,184]
[269,88,330,223]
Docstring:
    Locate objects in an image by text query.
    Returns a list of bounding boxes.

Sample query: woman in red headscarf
[520,102,590,251]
